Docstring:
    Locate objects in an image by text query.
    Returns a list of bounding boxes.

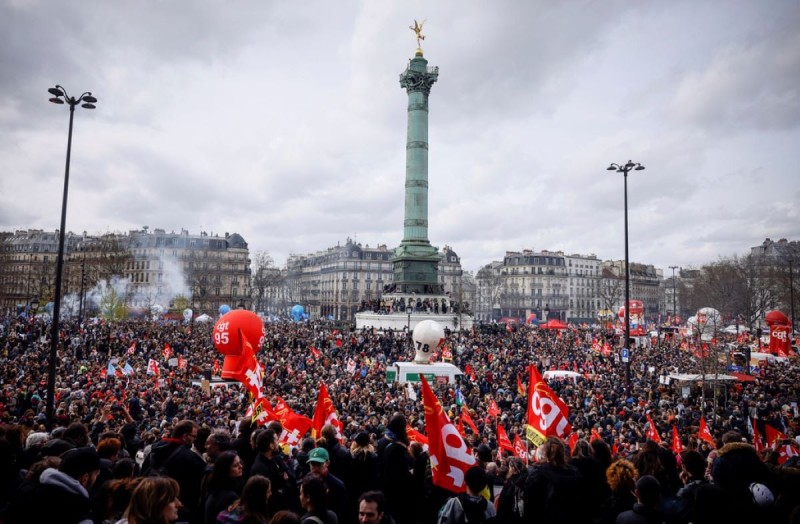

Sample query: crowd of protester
[0,313,798,523]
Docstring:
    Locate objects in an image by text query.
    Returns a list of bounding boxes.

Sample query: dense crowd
[0,314,798,523]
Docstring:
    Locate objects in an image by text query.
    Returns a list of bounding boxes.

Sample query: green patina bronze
[392,51,442,294]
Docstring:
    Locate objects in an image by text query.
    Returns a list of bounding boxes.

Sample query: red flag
[488,399,501,418]
[525,365,572,446]
[408,427,429,450]
[127,341,136,355]
[516,374,526,397]
[163,343,172,360]
[764,423,787,447]
[279,411,313,448]
[777,443,799,465]
[591,427,602,443]
[177,355,187,370]
[249,396,275,426]
[312,382,342,438]
[213,359,220,376]
[420,375,477,493]
[567,432,579,451]
[147,359,161,376]
[752,419,765,455]
[497,425,515,452]
[506,323,513,334]
[461,407,480,435]
[100,366,107,380]
[309,346,321,359]
[671,425,684,454]
[645,414,662,444]
[456,418,468,440]
[513,433,529,464]
[225,332,264,401]
[698,417,716,448]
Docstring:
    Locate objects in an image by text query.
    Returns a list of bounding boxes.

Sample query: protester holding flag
[522,436,585,524]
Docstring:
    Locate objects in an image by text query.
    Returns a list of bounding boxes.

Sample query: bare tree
[91,234,133,283]
[251,251,282,314]
[599,268,624,319]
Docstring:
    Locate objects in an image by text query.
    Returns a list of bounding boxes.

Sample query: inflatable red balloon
[212,310,265,356]
[221,354,244,380]
[765,310,790,327]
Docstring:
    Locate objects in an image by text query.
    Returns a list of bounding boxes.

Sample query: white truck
[385,361,464,384]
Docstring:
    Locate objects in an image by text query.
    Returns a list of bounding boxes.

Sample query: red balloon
[765,310,790,327]
[212,310,264,356]
[221,354,244,380]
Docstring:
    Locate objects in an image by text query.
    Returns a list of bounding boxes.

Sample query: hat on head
[59,446,101,478]
[308,447,330,464]
[354,431,370,447]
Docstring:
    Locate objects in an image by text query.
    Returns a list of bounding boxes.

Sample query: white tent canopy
[722,325,749,334]
[543,370,583,382]
[195,313,213,323]
[667,373,737,383]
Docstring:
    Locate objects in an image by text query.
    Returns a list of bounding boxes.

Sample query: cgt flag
[420,375,477,493]
[223,331,265,401]
[312,382,343,438]
[496,424,515,453]
[513,433,528,464]
[525,365,572,446]
[645,414,662,444]
[698,417,716,449]
[671,425,684,454]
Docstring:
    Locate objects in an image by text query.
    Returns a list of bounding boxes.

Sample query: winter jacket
[438,493,497,524]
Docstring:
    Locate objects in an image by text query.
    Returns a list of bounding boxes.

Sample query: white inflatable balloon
[183,308,193,322]
[696,308,721,330]
[412,319,446,363]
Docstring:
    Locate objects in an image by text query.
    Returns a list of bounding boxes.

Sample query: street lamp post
[46,85,97,429]
[669,265,679,322]
[607,160,645,394]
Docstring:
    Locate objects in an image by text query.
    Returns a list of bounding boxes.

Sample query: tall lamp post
[607,160,645,394]
[46,85,97,429]
[669,265,679,322]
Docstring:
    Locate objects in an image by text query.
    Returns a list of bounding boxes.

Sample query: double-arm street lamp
[607,160,645,394]
[46,85,97,428]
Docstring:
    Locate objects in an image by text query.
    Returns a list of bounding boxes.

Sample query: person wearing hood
[6,446,101,524]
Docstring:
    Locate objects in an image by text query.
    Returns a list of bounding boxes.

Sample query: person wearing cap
[7,446,101,524]
[307,446,348,523]
[437,465,497,523]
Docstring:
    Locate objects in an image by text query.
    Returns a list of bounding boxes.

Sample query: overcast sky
[1,1,798,275]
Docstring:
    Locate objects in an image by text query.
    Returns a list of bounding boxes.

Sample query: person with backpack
[437,466,497,523]
[494,457,527,524]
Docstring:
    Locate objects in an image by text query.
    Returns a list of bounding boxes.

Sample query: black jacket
[145,438,207,520]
